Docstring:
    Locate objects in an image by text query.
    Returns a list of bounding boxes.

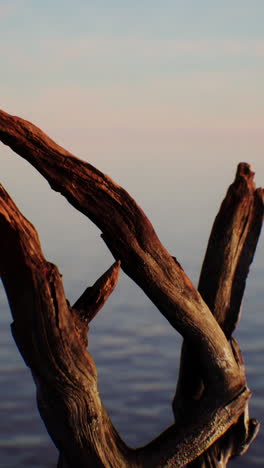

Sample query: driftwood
[0,109,263,467]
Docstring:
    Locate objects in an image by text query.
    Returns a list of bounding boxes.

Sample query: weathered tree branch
[199,162,264,338]
[175,163,263,466]
[73,260,120,318]
[0,184,250,467]
[0,108,263,467]
[69,261,120,347]
[0,109,244,395]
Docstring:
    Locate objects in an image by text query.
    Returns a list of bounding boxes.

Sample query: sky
[1,0,264,283]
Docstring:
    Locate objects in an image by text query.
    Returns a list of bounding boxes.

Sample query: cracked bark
[178,163,263,467]
[0,109,263,467]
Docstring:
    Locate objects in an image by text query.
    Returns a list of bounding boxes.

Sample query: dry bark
[175,164,263,466]
[0,109,263,467]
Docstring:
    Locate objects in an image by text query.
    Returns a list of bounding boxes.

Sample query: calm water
[0,260,263,467]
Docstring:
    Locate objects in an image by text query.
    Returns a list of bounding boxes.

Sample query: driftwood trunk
[0,109,263,467]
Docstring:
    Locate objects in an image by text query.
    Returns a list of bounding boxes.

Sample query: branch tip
[236,162,255,181]
[73,260,121,324]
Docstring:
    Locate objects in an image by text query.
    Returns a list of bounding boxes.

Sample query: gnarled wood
[199,163,264,338]
[0,184,250,467]
[73,261,120,320]
[0,108,263,467]
[175,163,263,466]
[0,109,244,395]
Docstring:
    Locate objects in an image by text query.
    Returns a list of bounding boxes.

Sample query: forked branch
[0,109,263,467]
[0,183,250,467]
[0,109,244,393]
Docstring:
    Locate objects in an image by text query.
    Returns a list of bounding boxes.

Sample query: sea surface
[0,259,263,467]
